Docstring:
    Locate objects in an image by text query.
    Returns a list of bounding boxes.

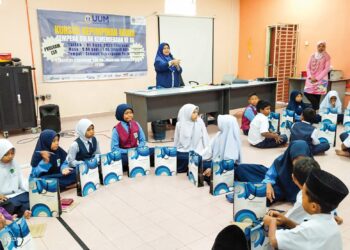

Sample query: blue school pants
[234,163,286,205]
[310,142,330,155]
[253,134,288,149]
[176,151,212,174]
[40,172,77,191]
[2,192,30,218]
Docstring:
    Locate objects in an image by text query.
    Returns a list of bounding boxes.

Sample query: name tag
[134,132,138,139]
[57,159,61,167]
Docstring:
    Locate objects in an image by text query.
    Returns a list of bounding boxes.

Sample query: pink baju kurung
[304,52,331,95]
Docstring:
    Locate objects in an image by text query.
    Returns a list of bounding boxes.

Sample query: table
[226,81,277,113]
[289,77,350,105]
[126,81,278,139]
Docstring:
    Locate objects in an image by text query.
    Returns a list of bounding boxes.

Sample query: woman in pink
[303,41,331,110]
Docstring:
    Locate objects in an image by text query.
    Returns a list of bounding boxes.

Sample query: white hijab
[314,41,326,60]
[76,118,94,141]
[319,90,342,113]
[211,115,242,162]
[174,104,209,153]
[0,139,14,161]
[0,139,27,197]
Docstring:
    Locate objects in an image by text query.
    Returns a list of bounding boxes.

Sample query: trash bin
[151,120,167,140]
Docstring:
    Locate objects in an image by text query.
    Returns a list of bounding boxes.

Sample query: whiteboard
[158,15,213,84]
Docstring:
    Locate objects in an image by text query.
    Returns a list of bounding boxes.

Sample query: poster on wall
[37,10,147,82]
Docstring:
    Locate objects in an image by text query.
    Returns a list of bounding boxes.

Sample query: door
[13,66,37,128]
[265,24,299,102]
[0,67,20,130]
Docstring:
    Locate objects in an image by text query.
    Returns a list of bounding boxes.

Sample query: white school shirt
[285,191,310,224]
[248,113,269,145]
[285,190,337,225]
[0,160,27,198]
[276,213,342,250]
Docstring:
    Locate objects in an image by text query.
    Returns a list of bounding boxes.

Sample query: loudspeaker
[39,104,61,133]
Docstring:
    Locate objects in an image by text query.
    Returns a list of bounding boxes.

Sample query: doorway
[265,24,299,103]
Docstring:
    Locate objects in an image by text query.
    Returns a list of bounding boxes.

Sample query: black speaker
[39,104,61,133]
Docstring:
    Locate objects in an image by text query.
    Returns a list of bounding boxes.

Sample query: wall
[238,0,350,79]
[0,0,239,118]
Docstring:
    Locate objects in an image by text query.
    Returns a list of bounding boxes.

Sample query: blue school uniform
[287,90,307,122]
[30,129,76,190]
[112,104,154,171]
[66,118,101,168]
[154,43,182,88]
[235,140,312,204]
[290,122,330,155]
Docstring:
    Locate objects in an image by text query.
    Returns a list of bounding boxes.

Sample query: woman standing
[303,41,331,110]
[154,43,182,88]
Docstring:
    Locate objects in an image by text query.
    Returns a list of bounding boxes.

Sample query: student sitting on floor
[30,129,76,191]
[202,115,242,178]
[111,104,154,172]
[174,104,210,173]
[267,157,343,228]
[0,139,31,218]
[319,90,344,124]
[286,90,308,122]
[290,108,330,155]
[66,119,101,167]
[336,131,350,157]
[241,93,259,135]
[235,140,312,204]
[248,100,288,148]
[263,168,349,250]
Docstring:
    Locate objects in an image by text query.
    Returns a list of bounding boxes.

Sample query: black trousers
[304,92,321,110]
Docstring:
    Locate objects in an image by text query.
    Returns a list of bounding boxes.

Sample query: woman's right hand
[171,59,181,66]
[40,151,51,163]
[266,183,275,203]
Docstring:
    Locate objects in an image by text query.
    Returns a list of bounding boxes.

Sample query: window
[164,0,196,16]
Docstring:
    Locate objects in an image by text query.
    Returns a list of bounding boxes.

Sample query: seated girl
[0,139,31,218]
[30,129,76,191]
[319,90,343,124]
[174,104,210,173]
[202,114,242,177]
[111,104,154,171]
[286,90,308,122]
[235,140,312,205]
[66,119,101,167]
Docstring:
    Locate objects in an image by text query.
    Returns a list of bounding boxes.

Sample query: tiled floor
[2,110,350,250]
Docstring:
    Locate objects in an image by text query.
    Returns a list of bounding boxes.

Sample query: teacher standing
[154,43,182,88]
[303,41,331,110]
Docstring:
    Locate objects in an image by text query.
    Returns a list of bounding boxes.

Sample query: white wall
[0,0,239,118]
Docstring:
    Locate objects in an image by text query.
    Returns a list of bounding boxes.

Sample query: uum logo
[84,14,109,24]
